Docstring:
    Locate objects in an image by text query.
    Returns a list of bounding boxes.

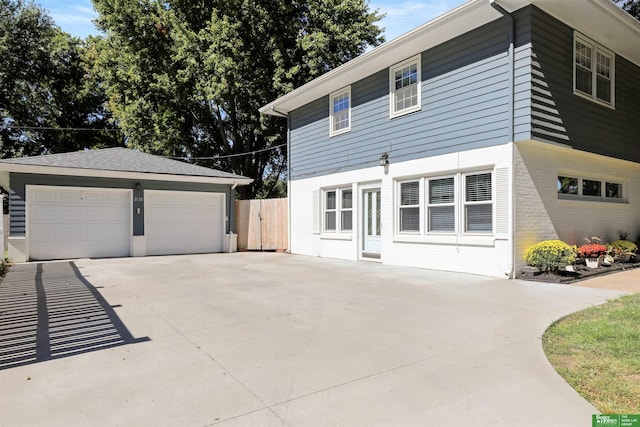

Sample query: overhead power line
[5,126,121,132]
[168,143,286,160]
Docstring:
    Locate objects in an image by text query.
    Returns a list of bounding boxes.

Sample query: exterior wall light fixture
[379,152,389,167]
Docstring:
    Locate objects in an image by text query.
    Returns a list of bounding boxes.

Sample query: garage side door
[144,190,225,256]
[29,187,131,260]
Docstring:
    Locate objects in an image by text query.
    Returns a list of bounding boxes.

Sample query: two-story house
[260,0,640,278]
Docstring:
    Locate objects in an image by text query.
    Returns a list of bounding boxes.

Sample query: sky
[34,0,466,42]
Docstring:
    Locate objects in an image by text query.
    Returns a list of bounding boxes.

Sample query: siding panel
[529,6,640,162]
[290,18,513,180]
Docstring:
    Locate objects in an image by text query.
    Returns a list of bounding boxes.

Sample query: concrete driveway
[0,253,625,426]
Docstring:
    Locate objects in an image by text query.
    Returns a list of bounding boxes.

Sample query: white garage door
[144,190,225,256]
[28,186,131,260]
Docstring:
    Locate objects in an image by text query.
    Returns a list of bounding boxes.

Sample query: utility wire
[5,126,121,132]
[5,125,285,160]
[168,143,286,160]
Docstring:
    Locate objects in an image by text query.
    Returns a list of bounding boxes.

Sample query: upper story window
[323,187,353,233]
[389,55,421,118]
[329,86,351,136]
[574,33,615,108]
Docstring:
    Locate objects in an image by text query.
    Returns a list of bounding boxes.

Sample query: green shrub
[524,240,577,272]
[609,240,638,254]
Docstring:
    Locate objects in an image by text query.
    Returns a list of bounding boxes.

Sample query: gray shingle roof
[0,147,249,180]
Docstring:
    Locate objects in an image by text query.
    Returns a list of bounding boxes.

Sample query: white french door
[362,187,381,258]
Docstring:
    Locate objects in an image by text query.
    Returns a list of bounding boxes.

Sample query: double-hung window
[323,188,353,233]
[390,55,421,118]
[574,33,615,107]
[329,87,351,136]
[396,172,495,237]
[399,181,420,232]
[428,177,455,232]
[464,173,493,233]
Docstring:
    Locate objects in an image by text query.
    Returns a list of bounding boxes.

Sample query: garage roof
[0,147,253,185]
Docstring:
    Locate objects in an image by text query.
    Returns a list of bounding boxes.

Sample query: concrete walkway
[570,265,640,293]
[0,253,625,426]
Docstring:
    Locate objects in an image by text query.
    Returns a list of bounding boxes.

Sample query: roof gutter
[0,163,253,186]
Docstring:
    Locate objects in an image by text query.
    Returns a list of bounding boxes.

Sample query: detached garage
[0,148,252,262]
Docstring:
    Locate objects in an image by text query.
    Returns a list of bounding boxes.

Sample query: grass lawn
[543,293,640,414]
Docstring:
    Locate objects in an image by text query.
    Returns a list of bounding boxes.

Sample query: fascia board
[0,163,253,186]
[260,0,640,116]
[260,0,503,116]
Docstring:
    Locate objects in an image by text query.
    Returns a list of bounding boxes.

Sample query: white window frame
[573,32,615,109]
[463,172,493,234]
[389,55,422,118]
[397,179,421,234]
[329,86,351,137]
[322,187,353,235]
[557,175,626,203]
[426,175,457,234]
[395,171,496,242]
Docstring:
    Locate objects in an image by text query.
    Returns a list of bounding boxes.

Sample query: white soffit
[260,0,640,116]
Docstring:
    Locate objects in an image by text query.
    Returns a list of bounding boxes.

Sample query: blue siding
[290,18,512,180]
[9,173,232,236]
[528,6,640,162]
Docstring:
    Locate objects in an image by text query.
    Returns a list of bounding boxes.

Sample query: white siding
[290,144,513,278]
[514,141,640,271]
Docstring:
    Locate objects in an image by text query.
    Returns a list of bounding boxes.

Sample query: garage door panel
[59,191,82,204]
[145,190,224,256]
[29,186,131,260]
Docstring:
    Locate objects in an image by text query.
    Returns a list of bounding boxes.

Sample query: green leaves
[0,0,121,158]
[91,0,384,198]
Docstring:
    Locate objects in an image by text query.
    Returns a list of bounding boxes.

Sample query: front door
[362,188,381,258]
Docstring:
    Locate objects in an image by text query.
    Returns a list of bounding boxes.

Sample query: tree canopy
[91,0,384,198]
[0,0,121,159]
[616,0,640,20]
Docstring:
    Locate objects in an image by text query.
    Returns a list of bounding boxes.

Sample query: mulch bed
[519,257,640,284]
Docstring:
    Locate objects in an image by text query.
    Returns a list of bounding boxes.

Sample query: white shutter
[495,168,510,237]
[312,190,320,234]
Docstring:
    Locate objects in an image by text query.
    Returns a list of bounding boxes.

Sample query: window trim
[395,170,495,240]
[322,187,353,235]
[329,86,352,137]
[573,32,615,109]
[426,175,457,234]
[397,179,421,234]
[389,55,422,119]
[463,172,494,235]
[557,175,626,203]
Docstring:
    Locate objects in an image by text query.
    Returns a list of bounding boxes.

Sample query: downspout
[490,0,517,278]
[270,106,291,254]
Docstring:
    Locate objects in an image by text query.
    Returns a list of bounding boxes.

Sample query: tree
[91,0,384,198]
[616,0,640,20]
[0,0,121,159]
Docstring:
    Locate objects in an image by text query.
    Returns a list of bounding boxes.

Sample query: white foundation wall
[515,141,640,269]
[290,144,514,278]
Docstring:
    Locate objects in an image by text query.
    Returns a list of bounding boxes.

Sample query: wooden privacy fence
[235,198,288,251]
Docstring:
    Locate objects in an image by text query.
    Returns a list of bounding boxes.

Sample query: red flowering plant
[578,243,608,258]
